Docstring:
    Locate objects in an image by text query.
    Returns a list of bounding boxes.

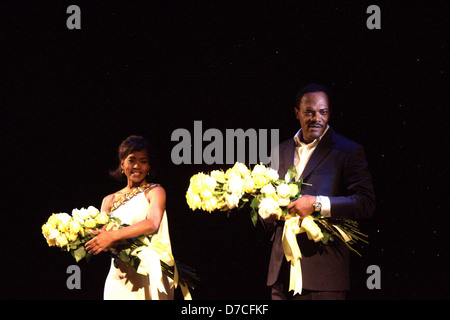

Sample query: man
[266,83,375,300]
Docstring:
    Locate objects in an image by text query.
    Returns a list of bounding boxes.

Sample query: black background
[1,1,449,300]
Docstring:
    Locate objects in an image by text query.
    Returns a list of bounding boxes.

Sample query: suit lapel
[301,128,333,180]
[274,138,295,178]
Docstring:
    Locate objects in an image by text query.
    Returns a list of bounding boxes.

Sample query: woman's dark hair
[110,135,151,181]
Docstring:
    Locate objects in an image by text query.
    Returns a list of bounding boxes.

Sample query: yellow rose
[261,183,276,195]
[45,227,60,246]
[226,177,244,194]
[276,183,291,198]
[189,173,208,194]
[41,223,49,238]
[201,197,217,213]
[56,212,72,229]
[47,214,58,228]
[225,193,240,210]
[72,208,90,223]
[186,187,202,210]
[243,176,255,193]
[56,213,71,232]
[288,183,299,197]
[105,221,119,231]
[232,162,250,177]
[70,220,81,232]
[67,231,78,242]
[252,173,268,189]
[95,212,110,225]
[277,197,290,207]
[200,189,213,200]
[225,168,241,180]
[55,234,68,248]
[84,218,96,229]
[48,228,60,240]
[251,164,267,176]
[266,168,279,182]
[210,170,226,184]
[87,206,100,218]
[258,197,281,220]
[68,220,83,238]
[204,175,217,191]
[41,223,48,237]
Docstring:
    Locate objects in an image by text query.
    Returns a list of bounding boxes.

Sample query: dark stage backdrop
[1,1,448,300]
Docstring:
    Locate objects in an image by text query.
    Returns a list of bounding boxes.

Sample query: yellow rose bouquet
[186,162,368,254]
[42,206,198,295]
[186,162,368,295]
[42,206,117,262]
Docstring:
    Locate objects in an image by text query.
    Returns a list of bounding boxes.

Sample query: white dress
[103,188,174,300]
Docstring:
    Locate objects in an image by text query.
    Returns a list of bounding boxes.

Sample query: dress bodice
[111,191,152,226]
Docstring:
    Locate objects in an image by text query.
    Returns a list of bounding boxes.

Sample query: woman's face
[121,150,150,186]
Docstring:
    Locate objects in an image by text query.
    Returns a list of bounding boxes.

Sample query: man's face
[294,91,330,143]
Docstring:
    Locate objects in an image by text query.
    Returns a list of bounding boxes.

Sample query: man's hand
[287,195,316,219]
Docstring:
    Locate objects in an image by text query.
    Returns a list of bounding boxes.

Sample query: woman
[85,135,174,300]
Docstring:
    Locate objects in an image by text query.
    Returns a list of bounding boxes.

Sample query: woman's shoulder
[144,183,166,201]
[145,183,165,194]
[101,191,125,212]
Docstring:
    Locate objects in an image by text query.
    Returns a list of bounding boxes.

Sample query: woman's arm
[85,186,166,255]
[100,194,115,214]
[110,186,165,240]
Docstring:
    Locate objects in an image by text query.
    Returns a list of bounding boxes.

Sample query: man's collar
[294,125,330,147]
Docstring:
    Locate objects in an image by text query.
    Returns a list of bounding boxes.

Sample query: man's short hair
[295,83,331,110]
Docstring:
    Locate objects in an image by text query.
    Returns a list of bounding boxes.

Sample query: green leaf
[238,198,248,210]
[72,246,87,263]
[249,196,260,226]
[250,197,259,211]
[130,256,141,270]
[250,209,258,227]
[321,233,330,244]
[284,166,297,183]
[133,236,147,246]
[119,249,131,262]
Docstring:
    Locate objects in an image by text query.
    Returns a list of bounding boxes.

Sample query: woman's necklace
[110,182,151,213]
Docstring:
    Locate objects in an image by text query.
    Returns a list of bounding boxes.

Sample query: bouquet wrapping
[42,206,197,299]
[186,162,368,295]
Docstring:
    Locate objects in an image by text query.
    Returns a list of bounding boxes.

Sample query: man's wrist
[313,196,322,213]
[315,195,331,217]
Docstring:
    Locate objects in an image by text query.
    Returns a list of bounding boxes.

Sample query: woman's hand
[85,229,116,255]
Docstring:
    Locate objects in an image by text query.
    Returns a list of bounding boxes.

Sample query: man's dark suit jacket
[267,127,375,291]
